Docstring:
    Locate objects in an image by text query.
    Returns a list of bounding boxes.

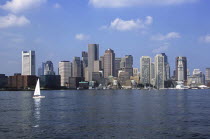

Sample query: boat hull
[33,96,45,99]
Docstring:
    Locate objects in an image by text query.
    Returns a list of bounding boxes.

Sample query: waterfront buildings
[0,74,8,88]
[140,56,151,85]
[103,49,115,78]
[59,61,72,87]
[120,55,133,77]
[88,44,99,81]
[40,75,60,89]
[155,54,165,89]
[8,73,37,89]
[22,51,36,75]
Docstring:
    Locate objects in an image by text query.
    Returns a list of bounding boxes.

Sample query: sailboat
[33,79,45,99]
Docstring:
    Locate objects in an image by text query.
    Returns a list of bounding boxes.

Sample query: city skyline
[0,0,210,75]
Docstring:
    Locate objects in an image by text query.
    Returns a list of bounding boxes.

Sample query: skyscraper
[103,49,115,78]
[205,68,210,86]
[88,44,99,81]
[81,51,88,80]
[140,56,151,85]
[115,58,121,77]
[72,57,81,77]
[44,61,55,75]
[160,53,170,80]
[59,61,72,87]
[120,55,133,77]
[155,54,165,89]
[176,57,187,81]
[22,50,35,75]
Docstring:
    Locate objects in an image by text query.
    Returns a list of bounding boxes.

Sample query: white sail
[34,79,41,96]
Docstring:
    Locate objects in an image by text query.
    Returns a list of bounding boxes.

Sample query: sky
[0,0,210,76]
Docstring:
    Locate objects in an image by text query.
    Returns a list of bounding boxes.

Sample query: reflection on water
[33,98,41,128]
[0,90,210,138]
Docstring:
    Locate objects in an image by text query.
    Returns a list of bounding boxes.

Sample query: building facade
[59,61,72,87]
[72,57,81,77]
[155,54,165,89]
[120,55,133,77]
[140,56,151,85]
[176,57,187,82]
[44,61,55,75]
[103,49,115,78]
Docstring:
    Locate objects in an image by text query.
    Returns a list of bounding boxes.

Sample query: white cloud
[89,0,197,8]
[0,14,30,29]
[0,0,47,13]
[151,32,181,41]
[102,16,153,31]
[53,3,61,9]
[199,35,210,43]
[152,43,169,53]
[75,33,90,41]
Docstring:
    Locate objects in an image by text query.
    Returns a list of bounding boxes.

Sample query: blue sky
[0,0,210,76]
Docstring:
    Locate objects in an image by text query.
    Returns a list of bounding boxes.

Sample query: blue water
[0,90,210,138]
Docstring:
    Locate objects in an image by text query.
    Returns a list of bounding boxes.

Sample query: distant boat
[33,79,45,99]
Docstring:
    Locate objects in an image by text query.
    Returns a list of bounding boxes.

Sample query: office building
[133,68,139,77]
[59,61,72,87]
[8,74,37,89]
[22,51,35,75]
[103,49,115,78]
[40,75,60,89]
[206,68,210,86]
[115,58,121,77]
[44,61,55,75]
[176,57,187,81]
[88,44,99,81]
[155,54,165,89]
[140,56,151,85]
[72,57,81,77]
[0,74,8,88]
[120,55,133,77]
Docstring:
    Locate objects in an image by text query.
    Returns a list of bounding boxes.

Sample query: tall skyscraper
[81,51,88,80]
[72,57,81,77]
[59,61,72,87]
[88,44,99,81]
[176,57,187,81]
[205,68,210,85]
[206,68,210,80]
[44,61,55,75]
[155,54,165,89]
[22,50,35,75]
[120,55,133,77]
[103,49,115,78]
[160,53,170,80]
[140,56,151,85]
[115,58,121,77]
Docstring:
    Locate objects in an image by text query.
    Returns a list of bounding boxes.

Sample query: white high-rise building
[140,56,151,85]
[59,61,72,87]
[22,51,35,75]
[155,54,165,89]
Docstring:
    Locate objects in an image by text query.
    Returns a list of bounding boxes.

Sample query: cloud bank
[89,0,197,8]
[0,0,47,13]
[102,16,153,31]
[0,14,30,28]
